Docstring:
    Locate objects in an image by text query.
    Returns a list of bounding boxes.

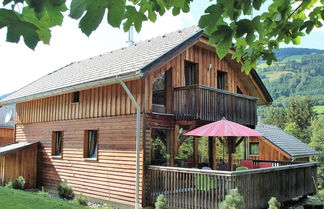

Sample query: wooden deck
[144,161,318,209]
[174,85,258,126]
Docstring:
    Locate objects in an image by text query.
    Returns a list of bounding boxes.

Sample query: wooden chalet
[0,105,15,146]
[0,26,318,209]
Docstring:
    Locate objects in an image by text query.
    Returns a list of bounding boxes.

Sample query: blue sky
[0,1,323,95]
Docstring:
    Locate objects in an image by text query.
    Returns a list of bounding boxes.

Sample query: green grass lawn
[0,187,88,209]
[314,106,324,114]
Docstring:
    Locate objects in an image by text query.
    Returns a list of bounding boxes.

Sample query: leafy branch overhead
[0,0,323,72]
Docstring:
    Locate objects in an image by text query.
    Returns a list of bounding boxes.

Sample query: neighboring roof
[0,142,38,155]
[256,124,319,158]
[0,105,15,128]
[0,26,272,106]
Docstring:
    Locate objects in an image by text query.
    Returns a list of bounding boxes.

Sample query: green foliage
[0,186,87,209]
[155,194,168,209]
[219,188,245,209]
[310,116,324,190]
[75,195,88,206]
[268,197,280,209]
[0,0,322,69]
[37,187,51,198]
[262,96,316,143]
[5,176,25,190]
[57,179,75,201]
[91,203,112,209]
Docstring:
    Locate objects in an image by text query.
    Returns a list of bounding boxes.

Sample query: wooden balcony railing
[174,85,258,126]
[144,162,318,209]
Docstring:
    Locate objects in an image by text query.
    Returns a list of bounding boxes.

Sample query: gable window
[84,130,98,159]
[72,91,80,103]
[217,71,228,90]
[185,61,198,86]
[249,142,259,156]
[52,131,63,157]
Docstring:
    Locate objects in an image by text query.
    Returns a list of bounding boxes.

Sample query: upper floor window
[72,91,80,103]
[185,61,198,86]
[52,131,63,157]
[217,70,228,90]
[84,130,98,159]
[249,142,259,156]
[152,73,166,106]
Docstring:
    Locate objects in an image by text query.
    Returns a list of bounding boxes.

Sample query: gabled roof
[256,124,318,158]
[0,105,15,128]
[0,26,271,105]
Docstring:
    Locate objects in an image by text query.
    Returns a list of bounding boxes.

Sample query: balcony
[174,85,258,126]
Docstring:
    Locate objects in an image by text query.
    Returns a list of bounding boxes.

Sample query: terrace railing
[174,85,258,126]
[144,162,318,209]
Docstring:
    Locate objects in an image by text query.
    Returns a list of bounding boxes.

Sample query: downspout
[117,79,141,209]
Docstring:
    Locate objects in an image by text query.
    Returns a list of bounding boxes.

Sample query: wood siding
[16,79,144,124]
[0,128,14,146]
[249,137,290,161]
[144,45,251,113]
[0,143,38,188]
[15,115,144,206]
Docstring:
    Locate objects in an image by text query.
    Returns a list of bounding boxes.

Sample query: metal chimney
[127,26,134,46]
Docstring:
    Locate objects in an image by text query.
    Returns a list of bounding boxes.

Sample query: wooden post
[208,137,216,169]
[193,137,199,168]
[227,137,235,171]
[167,130,175,167]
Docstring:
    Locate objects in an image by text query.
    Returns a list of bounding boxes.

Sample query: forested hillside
[258,48,324,104]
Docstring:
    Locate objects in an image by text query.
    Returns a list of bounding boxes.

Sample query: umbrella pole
[227,137,234,171]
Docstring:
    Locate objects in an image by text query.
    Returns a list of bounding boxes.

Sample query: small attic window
[72,91,80,103]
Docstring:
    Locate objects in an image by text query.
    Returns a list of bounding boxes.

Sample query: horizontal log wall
[16,79,144,124]
[15,115,144,206]
[0,128,14,146]
[0,143,38,188]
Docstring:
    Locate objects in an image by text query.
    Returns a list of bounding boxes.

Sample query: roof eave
[0,71,142,105]
[250,69,273,104]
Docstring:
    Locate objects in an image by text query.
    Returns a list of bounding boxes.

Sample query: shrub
[37,187,51,198]
[5,176,25,190]
[75,195,88,206]
[219,188,245,209]
[91,203,112,209]
[155,194,168,209]
[57,179,75,200]
[268,197,280,209]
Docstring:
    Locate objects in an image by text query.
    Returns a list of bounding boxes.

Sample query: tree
[0,0,323,71]
[309,115,324,190]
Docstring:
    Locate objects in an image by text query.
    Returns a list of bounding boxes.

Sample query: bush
[5,176,25,190]
[268,197,280,209]
[219,188,245,209]
[37,187,51,198]
[57,179,75,200]
[155,194,168,209]
[91,203,112,209]
[75,195,88,206]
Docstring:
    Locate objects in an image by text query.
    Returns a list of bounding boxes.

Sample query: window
[52,131,63,157]
[185,61,198,86]
[84,130,98,159]
[72,91,80,103]
[249,142,259,156]
[152,73,166,106]
[217,71,228,90]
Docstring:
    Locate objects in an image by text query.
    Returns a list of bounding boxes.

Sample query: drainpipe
[117,79,141,209]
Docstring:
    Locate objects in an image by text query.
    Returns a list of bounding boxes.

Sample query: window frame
[84,129,99,161]
[71,91,80,103]
[184,60,198,86]
[217,70,228,90]
[249,142,260,156]
[51,131,63,158]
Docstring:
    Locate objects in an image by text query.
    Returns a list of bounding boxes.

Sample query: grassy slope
[0,187,87,209]
[314,106,324,114]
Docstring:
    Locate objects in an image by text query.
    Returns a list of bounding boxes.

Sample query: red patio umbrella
[184,118,263,137]
[184,118,263,171]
